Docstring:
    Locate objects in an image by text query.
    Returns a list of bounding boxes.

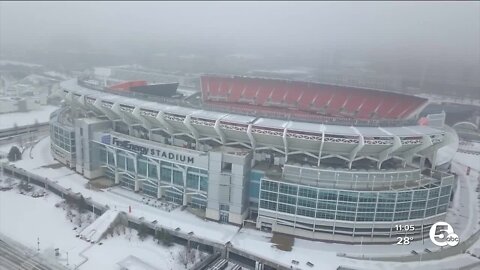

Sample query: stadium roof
[61,79,442,138]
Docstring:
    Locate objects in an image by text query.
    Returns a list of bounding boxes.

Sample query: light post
[360,236,364,259]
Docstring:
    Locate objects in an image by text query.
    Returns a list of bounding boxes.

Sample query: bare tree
[176,246,196,268]
[176,248,189,269]
[74,213,84,228]
[66,209,74,222]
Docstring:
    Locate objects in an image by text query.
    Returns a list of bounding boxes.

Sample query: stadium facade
[51,75,457,243]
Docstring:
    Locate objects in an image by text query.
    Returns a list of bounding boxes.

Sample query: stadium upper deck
[201,75,429,120]
[61,78,447,170]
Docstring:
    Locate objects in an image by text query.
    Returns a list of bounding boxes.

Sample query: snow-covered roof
[117,255,160,270]
[190,110,228,120]
[253,118,290,129]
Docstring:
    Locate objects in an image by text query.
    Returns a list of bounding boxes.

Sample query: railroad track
[0,236,68,270]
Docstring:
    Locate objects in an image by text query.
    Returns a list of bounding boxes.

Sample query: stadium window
[186,173,199,189]
[126,157,135,172]
[173,170,183,186]
[222,162,232,172]
[148,162,158,179]
[138,159,147,176]
[200,176,208,192]
[161,167,172,182]
[107,151,115,165]
[99,148,106,162]
[117,153,126,169]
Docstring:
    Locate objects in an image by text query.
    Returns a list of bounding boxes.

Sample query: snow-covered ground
[44,71,70,80]
[418,93,480,107]
[0,60,43,68]
[3,135,480,270]
[0,185,204,270]
[0,105,58,129]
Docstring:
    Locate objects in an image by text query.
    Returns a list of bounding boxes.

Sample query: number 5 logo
[429,221,459,247]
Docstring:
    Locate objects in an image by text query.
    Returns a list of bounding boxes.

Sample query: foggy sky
[1,1,479,63]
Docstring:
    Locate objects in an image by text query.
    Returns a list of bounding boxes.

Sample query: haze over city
[1,2,480,270]
[1,2,479,67]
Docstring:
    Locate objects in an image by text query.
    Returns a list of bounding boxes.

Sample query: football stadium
[51,73,457,243]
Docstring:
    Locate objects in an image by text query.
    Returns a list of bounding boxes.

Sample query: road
[0,234,68,270]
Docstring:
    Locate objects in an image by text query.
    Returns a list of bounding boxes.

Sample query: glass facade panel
[278,194,297,205]
[261,191,278,202]
[117,154,126,169]
[143,182,158,198]
[107,151,115,165]
[173,170,183,186]
[249,181,260,199]
[438,195,450,205]
[51,123,75,153]
[318,191,338,201]
[375,212,393,222]
[441,186,452,196]
[429,188,440,199]
[298,187,317,199]
[297,207,315,217]
[187,173,199,189]
[337,202,357,212]
[148,163,157,179]
[99,148,107,162]
[161,166,171,182]
[278,203,295,214]
[259,177,453,224]
[200,176,208,192]
[413,190,428,200]
[297,198,316,208]
[279,184,297,195]
[260,200,277,211]
[356,212,374,222]
[126,157,135,172]
[138,159,147,176]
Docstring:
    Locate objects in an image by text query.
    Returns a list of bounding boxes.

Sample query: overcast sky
[1,1,479,62]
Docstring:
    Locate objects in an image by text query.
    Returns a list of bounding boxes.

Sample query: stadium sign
[103,134,195,164]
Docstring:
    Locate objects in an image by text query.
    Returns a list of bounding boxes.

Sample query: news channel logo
[429,221,460,247]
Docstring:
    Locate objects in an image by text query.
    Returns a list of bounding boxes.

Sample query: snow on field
[0,105,59,129]
[0,187,203,270]
[6,135,480,270]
